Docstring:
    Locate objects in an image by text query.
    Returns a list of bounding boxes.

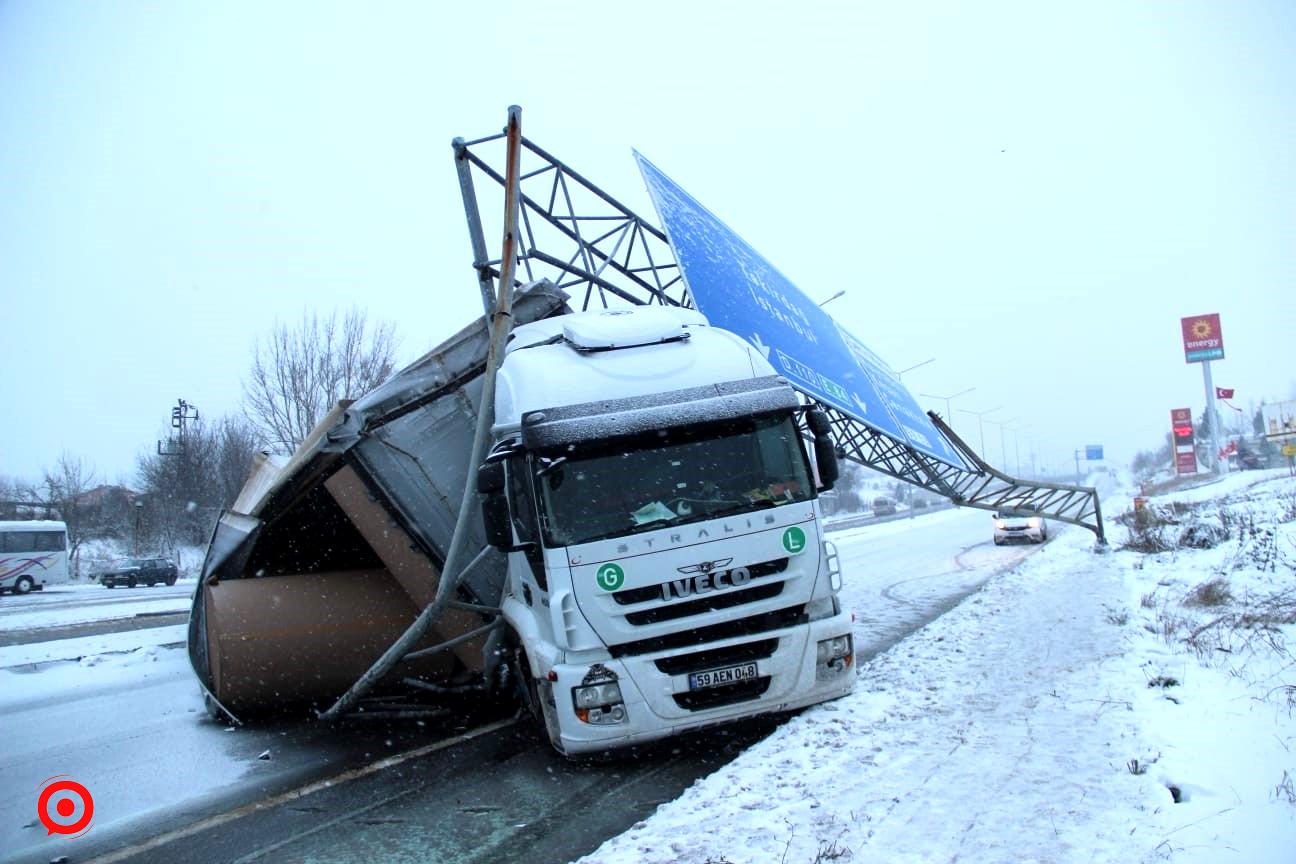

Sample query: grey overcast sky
[2,1,1292,486]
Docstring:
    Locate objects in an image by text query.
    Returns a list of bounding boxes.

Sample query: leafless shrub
[812,831,852,862]
[1238,592,1296,627]
[1120,524,1178,554]
[1183,578,1233,608]
[1278,491,1296,524]
[1160,610,1193,645]
[1141,592,1157,608]
[1274,770,1296,805]
[1104,606,1130,626]
[1179,516,1229,549]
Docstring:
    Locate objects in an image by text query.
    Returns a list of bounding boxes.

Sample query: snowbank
[579,473,1296,863]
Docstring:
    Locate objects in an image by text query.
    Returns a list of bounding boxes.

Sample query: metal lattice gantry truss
[454,132,689,314]
[452,130,1106,544]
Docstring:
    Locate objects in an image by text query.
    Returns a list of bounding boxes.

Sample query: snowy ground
[578,469,1296,864]
[0,580,195,631]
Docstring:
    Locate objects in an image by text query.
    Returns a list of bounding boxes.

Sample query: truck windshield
[532,413,813,547]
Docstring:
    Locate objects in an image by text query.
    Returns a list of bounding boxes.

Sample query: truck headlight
[816,634,853,680]
[1028,517,1041,528]
[572,681,627,725]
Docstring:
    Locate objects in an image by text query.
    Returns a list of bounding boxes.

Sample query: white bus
[0,520,70,595]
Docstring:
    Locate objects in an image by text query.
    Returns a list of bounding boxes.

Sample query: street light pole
[896,358,935,380]
[134,500,143,556]
[958,405,1002,455]
[920,387,976,428]
[1006,423,1030,476]
[984,417,1015,469]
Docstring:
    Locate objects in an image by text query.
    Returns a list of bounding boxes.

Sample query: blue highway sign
[636,152,965,469]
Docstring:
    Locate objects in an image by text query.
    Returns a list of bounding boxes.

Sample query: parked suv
[98,557,179,588]
[993,507,1048,545]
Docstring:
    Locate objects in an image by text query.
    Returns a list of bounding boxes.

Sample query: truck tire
[506,633,565,753]
[13,575,35,595]
[126,575,137,589]
[166,575,177,587]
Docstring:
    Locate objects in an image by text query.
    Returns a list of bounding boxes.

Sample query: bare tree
[213,415,261,508]
[135,413,264,550]
[243,308,396,453]
[41,452,96,574]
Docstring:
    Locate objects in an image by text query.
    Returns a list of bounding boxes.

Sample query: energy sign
[635,152,964,469]
[1180,314,1224,363]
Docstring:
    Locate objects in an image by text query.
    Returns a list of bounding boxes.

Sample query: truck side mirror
[477,462,512,549]
[806,408,839,491]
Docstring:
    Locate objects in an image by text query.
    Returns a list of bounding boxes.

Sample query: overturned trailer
[189,284,568,717]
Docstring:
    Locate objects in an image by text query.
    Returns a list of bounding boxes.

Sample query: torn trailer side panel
[188,284,569,716]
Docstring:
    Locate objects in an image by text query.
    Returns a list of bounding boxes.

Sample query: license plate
[688,662,759,690]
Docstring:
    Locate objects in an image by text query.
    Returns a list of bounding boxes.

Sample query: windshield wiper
[626,518,676,534]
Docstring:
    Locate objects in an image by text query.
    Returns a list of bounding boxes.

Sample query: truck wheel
[509,642,543,725]
[127,575,137,589]
[507,634,565,753]
[105,581,115,589]
[13,576,34,595]
[166,575,177,587]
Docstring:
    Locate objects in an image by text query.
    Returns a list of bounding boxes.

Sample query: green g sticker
[782,526,807,555]
[596,562,625,591]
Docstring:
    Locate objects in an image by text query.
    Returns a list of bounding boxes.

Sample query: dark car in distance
[98,557,179,588]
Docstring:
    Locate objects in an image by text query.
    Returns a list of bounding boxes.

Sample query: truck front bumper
[546,611,855,755]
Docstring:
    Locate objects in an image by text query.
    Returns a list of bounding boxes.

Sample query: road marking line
[83,716,517,864]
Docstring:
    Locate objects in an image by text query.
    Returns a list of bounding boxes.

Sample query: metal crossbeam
[453,129,1106,544]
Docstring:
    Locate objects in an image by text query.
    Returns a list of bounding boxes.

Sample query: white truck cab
[479,306,855,754]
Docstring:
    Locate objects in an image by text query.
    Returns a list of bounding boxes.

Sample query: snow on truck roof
[494,306,778,435]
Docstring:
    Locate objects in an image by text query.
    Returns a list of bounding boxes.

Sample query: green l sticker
[782,526,807,555]
[596,562,625,591]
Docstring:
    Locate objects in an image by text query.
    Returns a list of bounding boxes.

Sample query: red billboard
[1180,314,1224,363]
[1171,407,1197,474]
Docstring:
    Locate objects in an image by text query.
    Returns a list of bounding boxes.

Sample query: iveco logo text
[615,514,777,554]
[663,564,752,601]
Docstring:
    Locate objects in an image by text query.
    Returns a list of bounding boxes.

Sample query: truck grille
[673,677,772,711]
[609,604,807,659]
[653,638,779,675]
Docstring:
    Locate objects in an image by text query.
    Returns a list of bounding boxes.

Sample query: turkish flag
[1216,387,1235,399]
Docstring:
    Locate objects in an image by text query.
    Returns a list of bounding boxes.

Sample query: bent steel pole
[321,105,525,721]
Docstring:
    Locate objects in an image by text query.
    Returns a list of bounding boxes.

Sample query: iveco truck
[477,304,854,753]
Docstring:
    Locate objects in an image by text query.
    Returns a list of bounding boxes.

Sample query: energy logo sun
[1191,319,1213,338]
